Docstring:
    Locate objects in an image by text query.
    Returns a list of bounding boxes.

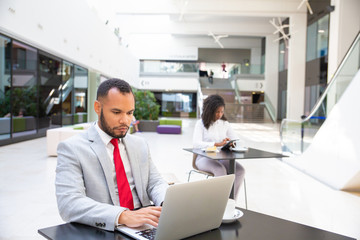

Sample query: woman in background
[193,94,245,199]
[131,115,140,132]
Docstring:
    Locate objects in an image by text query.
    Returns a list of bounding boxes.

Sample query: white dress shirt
[192,119,238,148]
[94,122,141,209]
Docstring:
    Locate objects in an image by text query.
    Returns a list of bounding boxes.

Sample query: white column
[327,0,360,113]
[264,34,279,119]
[328,0,360,79]
[88,71,100,123]
[286,13,307,120]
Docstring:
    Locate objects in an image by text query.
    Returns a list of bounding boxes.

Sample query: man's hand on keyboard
[118,206,162,228]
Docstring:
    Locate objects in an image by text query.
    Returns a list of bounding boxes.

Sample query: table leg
[229,159,235,199]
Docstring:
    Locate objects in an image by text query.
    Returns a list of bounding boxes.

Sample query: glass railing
[280,32,360,154]
[228,64,264,77]
[140,60,198,74]
[264,93,276,122]
[139,60,265,78]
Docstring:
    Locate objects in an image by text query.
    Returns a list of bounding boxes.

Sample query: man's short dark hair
[96,78,133,100]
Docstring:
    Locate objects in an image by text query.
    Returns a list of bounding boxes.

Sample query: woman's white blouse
[192,119,238,148]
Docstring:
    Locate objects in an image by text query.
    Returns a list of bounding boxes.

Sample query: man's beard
[99,109,129,139]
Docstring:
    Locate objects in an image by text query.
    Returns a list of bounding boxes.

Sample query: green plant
[0,90,10,117]
[0,86,38,117]
[133,89,160,120]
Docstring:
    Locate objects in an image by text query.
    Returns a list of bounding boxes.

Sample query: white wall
[129,35,262,61]
[328,0,360,79]
[138,77,198,91]
[285,70,360,191]
[130,35,263,91]
[286,13,307,120]
[0,0,139,85]
[326,0,360,118]
[236,79,265,92]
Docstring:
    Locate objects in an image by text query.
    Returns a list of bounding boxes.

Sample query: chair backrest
[192,153,214,177]
[192,153,198,170]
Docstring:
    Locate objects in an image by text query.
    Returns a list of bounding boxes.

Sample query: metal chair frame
[187,153,248,209]
[187,153,214,182]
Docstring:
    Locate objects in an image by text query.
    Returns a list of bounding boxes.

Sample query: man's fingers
[144,218,159,227]
[121,206,162,228]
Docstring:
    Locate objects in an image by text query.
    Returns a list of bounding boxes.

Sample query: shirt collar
[94,121,122,146]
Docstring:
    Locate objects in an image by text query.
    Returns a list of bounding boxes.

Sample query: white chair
[188,153,248,209]
[187,153,214,182]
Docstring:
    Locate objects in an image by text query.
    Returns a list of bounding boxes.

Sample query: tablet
[221,139,239,150]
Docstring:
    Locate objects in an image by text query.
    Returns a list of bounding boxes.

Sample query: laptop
[116,174,235,240]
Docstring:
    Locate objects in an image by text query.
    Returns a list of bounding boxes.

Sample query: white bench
[46,123,92,156]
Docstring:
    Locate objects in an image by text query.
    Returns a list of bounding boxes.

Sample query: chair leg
[243,178,248,210]
[188,170,193,182]
[188,170,213,182]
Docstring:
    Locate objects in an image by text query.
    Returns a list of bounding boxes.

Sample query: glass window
[39,52,62,129]
[306,14,329,62]
[317,15,329,58]
[158,92,196,117]
[279,42,285,71]
[11,41,38,137]
[0,35,11,140]
[74,65,88,123]
[61,61,74,126]
[0,34,89,145]
[306,22,317,62]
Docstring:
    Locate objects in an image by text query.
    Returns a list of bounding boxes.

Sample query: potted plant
[133,89,160,132]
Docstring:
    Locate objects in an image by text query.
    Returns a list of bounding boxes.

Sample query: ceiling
[87,0,307,49]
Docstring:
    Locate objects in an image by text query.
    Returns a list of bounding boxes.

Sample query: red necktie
[110,138,134,210]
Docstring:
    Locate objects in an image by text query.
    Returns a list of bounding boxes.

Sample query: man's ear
[94,100,101,115]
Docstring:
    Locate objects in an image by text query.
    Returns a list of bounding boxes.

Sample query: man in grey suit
[55,78,169,231]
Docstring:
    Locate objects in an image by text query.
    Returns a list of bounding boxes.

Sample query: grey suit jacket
[55,124,168,231]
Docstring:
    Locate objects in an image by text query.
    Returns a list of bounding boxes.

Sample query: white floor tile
[0,119,359,239]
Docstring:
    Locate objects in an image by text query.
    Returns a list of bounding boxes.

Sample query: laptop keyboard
[136,228,157,240]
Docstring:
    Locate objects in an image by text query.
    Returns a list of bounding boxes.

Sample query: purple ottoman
[156,125,181,134]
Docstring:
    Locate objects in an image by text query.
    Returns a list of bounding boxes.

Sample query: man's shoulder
[124,133,146,144]
[60,125,94,145]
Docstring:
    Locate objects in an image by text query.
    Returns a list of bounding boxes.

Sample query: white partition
[285,70,360,191]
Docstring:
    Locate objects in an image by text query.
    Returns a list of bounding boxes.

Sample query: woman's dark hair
[201,94,227,129]
[96,78,133,100]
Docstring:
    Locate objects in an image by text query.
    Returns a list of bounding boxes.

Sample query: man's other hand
[118,206,162,228]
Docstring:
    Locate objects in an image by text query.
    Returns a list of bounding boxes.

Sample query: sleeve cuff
[115,211,122,227]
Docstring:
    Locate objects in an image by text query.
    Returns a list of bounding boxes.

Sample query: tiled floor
[0,118,359,240]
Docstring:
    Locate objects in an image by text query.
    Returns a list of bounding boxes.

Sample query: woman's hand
[214,138,230,147]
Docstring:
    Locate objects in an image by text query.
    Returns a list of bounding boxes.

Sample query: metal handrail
[229,76,242,104]
[302,31,360,123]
[264,93,276,123]
[280,31,360,153]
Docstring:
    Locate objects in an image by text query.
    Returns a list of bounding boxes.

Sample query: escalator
[198,75,273,123]
[280,32,360,155]
[44,76,73,115]
[280,32,360,191]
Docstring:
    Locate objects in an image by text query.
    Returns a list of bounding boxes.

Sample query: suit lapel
[123,135,145,204]
[88,125,119,206]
